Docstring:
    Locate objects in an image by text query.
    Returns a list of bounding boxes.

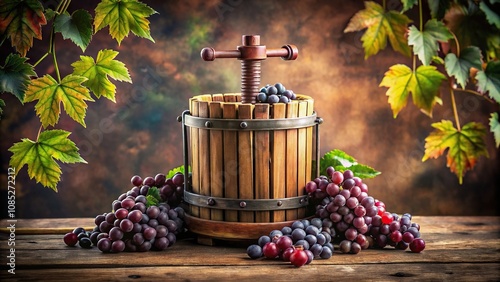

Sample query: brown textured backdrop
[0,0,498,218]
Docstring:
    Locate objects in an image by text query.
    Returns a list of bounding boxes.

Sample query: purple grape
[143,176,155,187]
[97,238,112,252]
[131,175,143,186]
[111,240,125,253]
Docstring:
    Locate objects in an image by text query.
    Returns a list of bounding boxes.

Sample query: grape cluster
[63,173,187,253]
[257,83,297,104]
[309,167,426,254]
[246,217,335,267]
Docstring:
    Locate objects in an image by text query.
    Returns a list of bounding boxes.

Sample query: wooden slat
[297,100,308,219]
[285,101,298,221]
[271,103,286,222]
[190,98,200,218]
[254,104,270,223]
[305,96,314,191]
[223,103,239,222]
[212,94,224,101]
[209,102,224,221]
[198,100,211,220]
[238,104,254,222]
[223,93,238,102]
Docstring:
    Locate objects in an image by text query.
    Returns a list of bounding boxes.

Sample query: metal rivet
[315,117,324,124]
[277,201,283,207]
[177,116,182,122]
[205,121,212,128]
[240,122,248,129]
[207,198,215,206]
[239,201,247,208]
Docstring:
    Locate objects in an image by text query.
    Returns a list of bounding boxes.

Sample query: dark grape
[267,94,279,104]
[409,238,425,253]
[79,237,92,249]
[111,240,125,253]
[258,235,271,247]
[247,244,263,259]
[143,176,155,187]
[63,233,78,247]
[131,175,143,186]
[97,238,112,252]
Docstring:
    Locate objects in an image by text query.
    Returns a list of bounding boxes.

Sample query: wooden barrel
[181,93,319,243]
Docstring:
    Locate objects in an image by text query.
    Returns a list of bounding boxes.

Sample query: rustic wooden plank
[304,96,314,185]
[198,100,211,220]
[297,100,308,219]
[254,104,270,223]
[285,101,299,221]
[212,94,224,102]
[190,98,200,218]
[238,104,254,222]
[223,103,239,222]
[223,93,238,102]
[2,263,499,282]
[271,103,286,222]
[209,102,224,221]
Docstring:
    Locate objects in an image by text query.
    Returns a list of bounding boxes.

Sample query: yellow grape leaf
[8,129,87,191]
[0,0,47,56]
[94,0,157,45]
[380,64,446,118]
[24,74,94,128]
[423,120,489,184]
[344,1,412,59]
[71,49,132,101]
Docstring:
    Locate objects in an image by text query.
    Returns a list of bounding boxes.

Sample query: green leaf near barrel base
[422,120,489,184]
[380,64,446,118]
[343,1,412,59]
[0,98,5,119]
[24,74,94,128]
[319,149,380,179]
[408,19,454,66]
[94,0,157,45]
[445,46,483,89]
[8,129,87,191]
[166,165,190,179]
[476,60,500,103]
[54,9,93,52]
[0,53,36,102]
[490,112,500,148]
[0,0,47,57]
[71,49,131,102]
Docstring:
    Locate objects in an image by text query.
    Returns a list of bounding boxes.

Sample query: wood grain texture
[209,101,224,221]
[271,104,286,222]
[189,98,200,218]
[198,100,211,220]
[0,217,498,281]
[254,104,270,223]
[238,104,254,222]
[222,103,239,222]
[285,101,298,221]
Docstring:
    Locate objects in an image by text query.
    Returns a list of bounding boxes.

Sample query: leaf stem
[33,53,49,67]
[418,0,423,31]
[450,88,461,131]
[52,41,61,82]
[451,31,460,57]
[36,125,43,142]
[61,0,72,14]
[412,53,417,71]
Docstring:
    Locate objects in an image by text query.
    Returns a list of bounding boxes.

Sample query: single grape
[342,178,355,190]
[282,247,294,262]
[109,227,124,241]
[257,93,267,102]
[267,94,279,104]
[331,171,344,185]
[292,220,305,230]
[63,233,78,247]
[350,242,362,254]
[295,239,310,250]
[143,176,155,187]
[262,242,280,259]
[305,249,314,264]
[283,90,293,99]
[111,240,125,253]
[326,183,340,197]
[410,238,425,253]
[72,227,86,235]
[267,86,278,95]
[320,246,333,259]
[143,227,157,241]
[276,235,293,251]
[281,226,292,235]
[343,170,354,179]
[131,175,143,186]
[120,219,134,233]
[247,244,263,259]
[140,185,150,196]
[115,208,129,220]
[146,206,160,219]
[172,173,184,186]
[154,173,166,187]
[137,241,152,252]
[79,237,92,249]
[153,237,169,251]
[279,95,290,103]
[304,234,317,246]
[290,248,308,267]
[97,238,112,252]
[389,230,403,243]
[310,243,323,257]
[339,240,351,253]
[121,199,135,210]
[402,231,415,243]
[291,228,306,241]
[258,235,271,247]
[94,214,106,226]
[274,83,286,93]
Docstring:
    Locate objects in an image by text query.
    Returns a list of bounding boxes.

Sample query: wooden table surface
[0,216,499,281]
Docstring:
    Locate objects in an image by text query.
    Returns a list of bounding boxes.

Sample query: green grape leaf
[44,8,56,22]
[8,129,87,191]
[408,19,454,66]
[54,9,93,52]
[0,98,5,119]
[490,112,500,148]
[24,74,94,128]
[71,49,132,101]
[476,61,500,103]
[166,165,190,179]
[380,64,446,117]
[479,1,500,29]
[319,149,380,179]
[0,0,47,56]
[401,0,418,13]
[146,187,162,207]
[0,53,36,102]
[94,0,157,45]
[344,1,412,59]
[422,120,488,184]
[427,0,451,20]
[445,46,483,89]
